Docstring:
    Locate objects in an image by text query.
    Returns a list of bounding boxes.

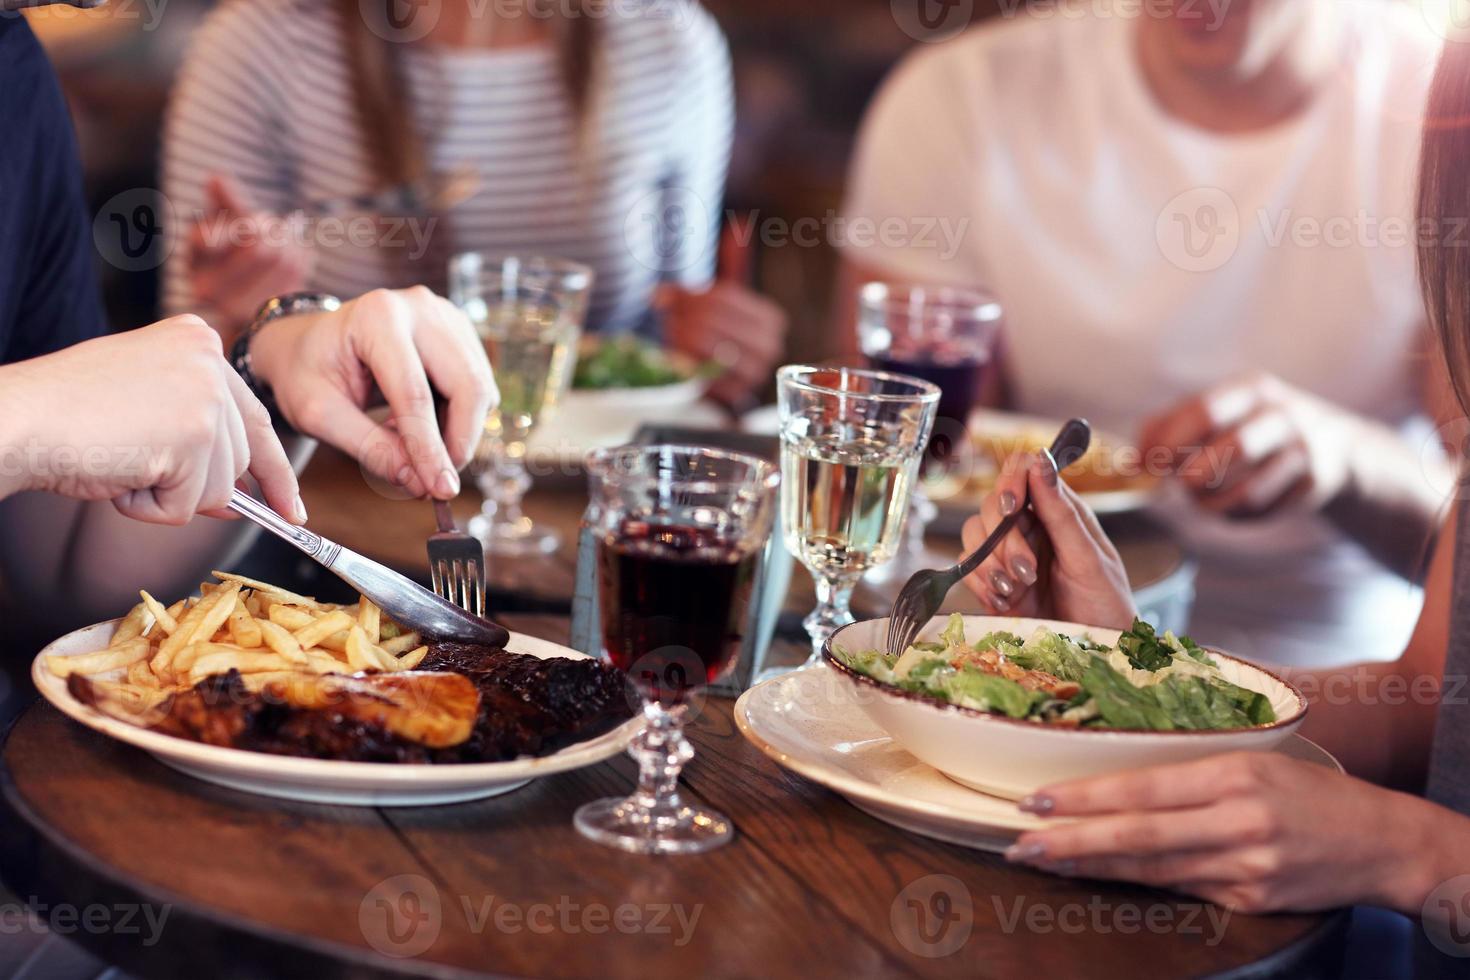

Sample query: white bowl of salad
[824,614,1306,800]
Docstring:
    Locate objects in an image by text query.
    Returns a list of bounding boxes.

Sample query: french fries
[48,572,434,700]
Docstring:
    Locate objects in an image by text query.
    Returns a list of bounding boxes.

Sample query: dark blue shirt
[0,14,106,362]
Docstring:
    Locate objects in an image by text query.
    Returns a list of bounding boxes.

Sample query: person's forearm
[1380,792,1470,920]
[1291,659,1440,791]
[0,360,44,502]
[1323,418,1451,579]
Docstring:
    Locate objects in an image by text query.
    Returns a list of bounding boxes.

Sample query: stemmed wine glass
[449,253,593,556]
[575,444,779,855]
[857,282,1002,579]
[777,366,939,667]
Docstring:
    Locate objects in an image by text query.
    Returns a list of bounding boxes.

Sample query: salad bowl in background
[823,615,1307,800]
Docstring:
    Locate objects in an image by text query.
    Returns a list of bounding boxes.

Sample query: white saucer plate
[734,666,1340,853]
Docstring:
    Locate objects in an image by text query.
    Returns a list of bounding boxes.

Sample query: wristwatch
[230,292,341,429]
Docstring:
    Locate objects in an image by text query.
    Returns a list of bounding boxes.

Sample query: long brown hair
[335,0,598,190]
[1419,40,1470,414]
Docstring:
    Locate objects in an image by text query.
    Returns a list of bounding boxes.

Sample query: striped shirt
[162,0,733,334]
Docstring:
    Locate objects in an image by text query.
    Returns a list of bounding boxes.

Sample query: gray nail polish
[991,592,1011,612]
[1011,556,1037,586]
[1005,841,1046,862]
[990,569,1015,597]
[1000,490,1018,516]
[1018,794,1055,814]
[1036,449,1059,487]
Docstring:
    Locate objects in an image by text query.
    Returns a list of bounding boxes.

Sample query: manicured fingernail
[990,569,1015,597]
[1005,841,1046,863]
[293,497,309,524]
[999,490,1019,516]
[1019,794,1054,814]
[991,592,1011,612]
[1034,450,1059,487]
[395,465,414,488]
[436,468,461,498]
[1011,556,1037,586]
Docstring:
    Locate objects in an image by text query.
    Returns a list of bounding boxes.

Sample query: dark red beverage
[597,520,758,704]
[870,352,988,427]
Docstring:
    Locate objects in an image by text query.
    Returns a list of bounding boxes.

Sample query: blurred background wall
[22,0,1018,367]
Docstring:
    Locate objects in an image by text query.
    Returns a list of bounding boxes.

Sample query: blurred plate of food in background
[527,336,723,469]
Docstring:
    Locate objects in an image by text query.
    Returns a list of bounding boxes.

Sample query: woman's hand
[961,450,1135,629]
[188,175,316,335]
[248,286,497,500]
[0,316,302,525]
[1139,374,1355,520]
[1004,751,1462,917]
[658,281,786,409]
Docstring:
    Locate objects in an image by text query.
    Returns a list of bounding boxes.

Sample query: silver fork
[883,419,1093,656]
[427,499,486,618]
[227,489,507,647]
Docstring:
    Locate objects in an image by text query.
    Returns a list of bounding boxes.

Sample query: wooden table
[0,613,1345,979]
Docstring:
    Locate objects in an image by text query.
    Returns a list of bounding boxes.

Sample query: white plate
[34,621,642,807]
[734,666,1339,853]
[527,387,726,469]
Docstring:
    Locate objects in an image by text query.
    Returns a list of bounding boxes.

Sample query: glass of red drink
[856,282,1002,574]
[574,444,779,854]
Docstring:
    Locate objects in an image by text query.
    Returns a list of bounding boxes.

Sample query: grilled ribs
[68,642,633,764]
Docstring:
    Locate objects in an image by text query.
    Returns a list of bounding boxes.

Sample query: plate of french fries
[32,571,643,806]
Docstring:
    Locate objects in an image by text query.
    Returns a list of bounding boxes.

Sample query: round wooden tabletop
[1,617,1346,980]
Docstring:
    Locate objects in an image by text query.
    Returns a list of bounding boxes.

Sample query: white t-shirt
[842,1,1442,666]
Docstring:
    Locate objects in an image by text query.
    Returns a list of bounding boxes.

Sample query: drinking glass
[449,253,593,555]
[857,283,1002,578]
[777,366,939,667]
[575,444,779,854]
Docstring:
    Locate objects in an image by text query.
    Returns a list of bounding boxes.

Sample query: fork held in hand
[883,419,1093,656]
[428,499,487,619]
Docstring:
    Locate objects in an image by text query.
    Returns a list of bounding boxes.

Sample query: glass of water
[777,365,939,667]
[449,253,593,556]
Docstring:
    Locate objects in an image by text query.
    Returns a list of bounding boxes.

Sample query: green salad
[572,337,698,390]
[834,614,1276,731]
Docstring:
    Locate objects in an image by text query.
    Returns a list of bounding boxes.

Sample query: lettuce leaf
[1080,660,1176,730]
[938,613,968,650]
[942,668,1040,718]
[1009,628,1093,682]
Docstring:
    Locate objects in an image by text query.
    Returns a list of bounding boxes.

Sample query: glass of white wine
[449,253,594,556]
[777,365,939,667]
